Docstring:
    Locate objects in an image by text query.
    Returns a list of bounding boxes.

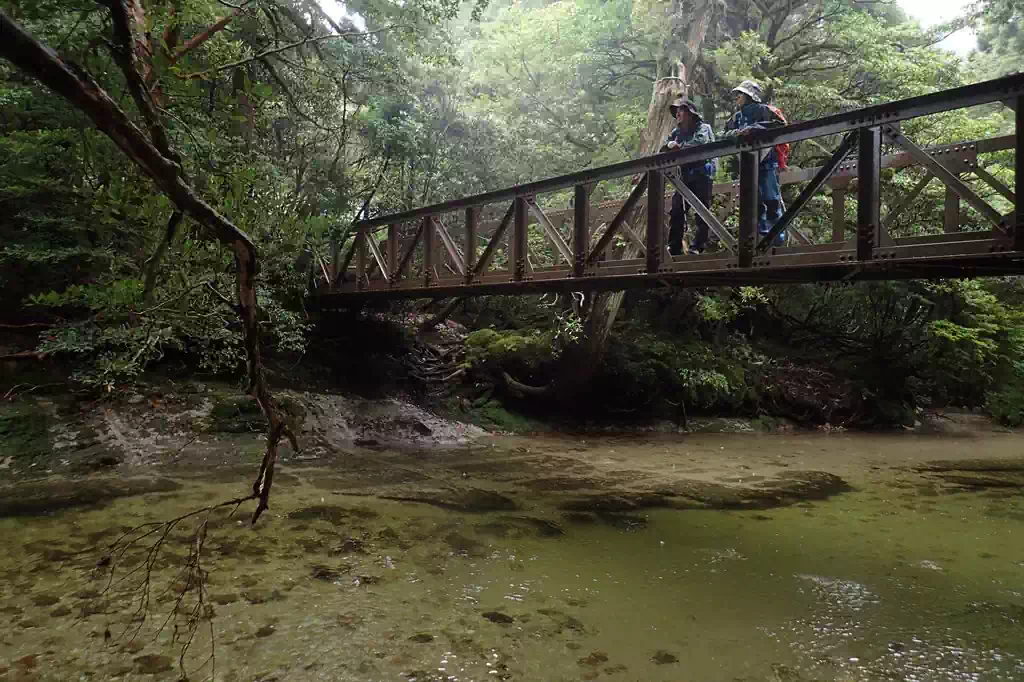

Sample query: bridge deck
[315,74,1024,304]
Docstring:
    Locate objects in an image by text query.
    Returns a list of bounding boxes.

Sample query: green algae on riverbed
[0,433,1023,681]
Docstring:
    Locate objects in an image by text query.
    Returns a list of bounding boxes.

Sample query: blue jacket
[662,122,717,176]
[723,102,785,168]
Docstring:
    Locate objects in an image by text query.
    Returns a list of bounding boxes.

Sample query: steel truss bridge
[316,74,1024,304]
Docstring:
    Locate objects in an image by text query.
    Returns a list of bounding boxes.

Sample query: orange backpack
[766,104,791,170]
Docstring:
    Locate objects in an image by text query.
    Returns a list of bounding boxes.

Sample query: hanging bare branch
[0,7,296,524]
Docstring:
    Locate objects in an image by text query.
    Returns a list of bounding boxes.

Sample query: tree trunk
[530,77,686,401]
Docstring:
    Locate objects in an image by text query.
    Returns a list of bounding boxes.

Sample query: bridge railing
[326,73,1023,298]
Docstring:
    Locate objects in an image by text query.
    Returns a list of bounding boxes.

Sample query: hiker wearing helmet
[722,80,787,247]
[660,96,717,256]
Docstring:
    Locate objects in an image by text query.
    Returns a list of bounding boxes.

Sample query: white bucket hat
[731,80,763,103]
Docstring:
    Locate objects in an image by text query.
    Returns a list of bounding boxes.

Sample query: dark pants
[669,174,714,255]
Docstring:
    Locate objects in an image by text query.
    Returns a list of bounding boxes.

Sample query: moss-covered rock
[0,477,181,516]
[208,393,306,433]
[0,402,51,462]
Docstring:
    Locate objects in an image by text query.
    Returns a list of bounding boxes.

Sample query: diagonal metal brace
[883,125,1008,232]
[587,174,648,264]
[366,231,391,282]
[432,217,466,275]
[757,132,857,252]
[526,198,574,264]
[664,172,737,252]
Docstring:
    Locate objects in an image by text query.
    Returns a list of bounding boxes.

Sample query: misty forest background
[2,0,1024,430]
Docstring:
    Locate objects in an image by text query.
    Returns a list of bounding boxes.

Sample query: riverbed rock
[408,633,434,643]
[482,611,514,624]
[0,477,180,516]
[133,654,172,674]
[913,459,1024,491]
[577,651,609,666]
[652,650,678,664]
[382,487,516,512]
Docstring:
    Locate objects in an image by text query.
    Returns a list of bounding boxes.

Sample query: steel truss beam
[351,73,1024,233]
[882,125,1007,232]
[757,133,857,252]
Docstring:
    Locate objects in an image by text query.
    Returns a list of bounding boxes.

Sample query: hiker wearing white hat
[660,96,717,255]
[722,80,788,247]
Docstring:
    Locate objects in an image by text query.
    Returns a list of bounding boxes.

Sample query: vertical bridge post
[465,207,478,284]
[646,170,664,273]
[857,126,881,260]
[573,184,590,278]
[513,196,528,281]
[355,227,367,290]
[739,151,758,267]
[422,216,435,287]
[387,224,398,276]
[1016,96,1023,251]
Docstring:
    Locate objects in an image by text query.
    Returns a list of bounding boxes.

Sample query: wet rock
[596,513,648,531]
[241,589,284,605]
[482,611,514,624]
[123,641,146,654]
[354,575,380,586]
[559,493,671,513]
[255,625,275,638]
[0,478,180,516]
[211,593,238,605]
[476,516,562,538]
[652,650,678,664]
[133,654,172,674]
[382,487,516,513]
[30,594,59,607]
[577,651,609,666]
[408,633,434,643]
[49,606,71,618]
[330,538,365,555]
[288,505,379,525]
[310,564,350,582]
[444,532,484,557]
[563,616,585,633]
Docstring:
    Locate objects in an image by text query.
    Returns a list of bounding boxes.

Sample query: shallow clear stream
[1,432,1022,681]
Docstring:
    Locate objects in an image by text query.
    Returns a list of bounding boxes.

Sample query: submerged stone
[133,654,172,674]
[578,651,609,666]
[482,611,514,624]
[652,650,678,664]
[0,477,181,516]
[255,624,276,638]
[408,633,434,643]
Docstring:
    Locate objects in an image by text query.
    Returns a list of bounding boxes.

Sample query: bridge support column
[387,224,398,276]
[423,216,435,287]
[1016,96,1023,250]
[573,184,590,278]
[355,228,368,291]
[857,126,881,260]
[465,207,478,284]
[513,196,528,281]
[646,170,664,273]
[739,151,758,267]
[944,188,961,233]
